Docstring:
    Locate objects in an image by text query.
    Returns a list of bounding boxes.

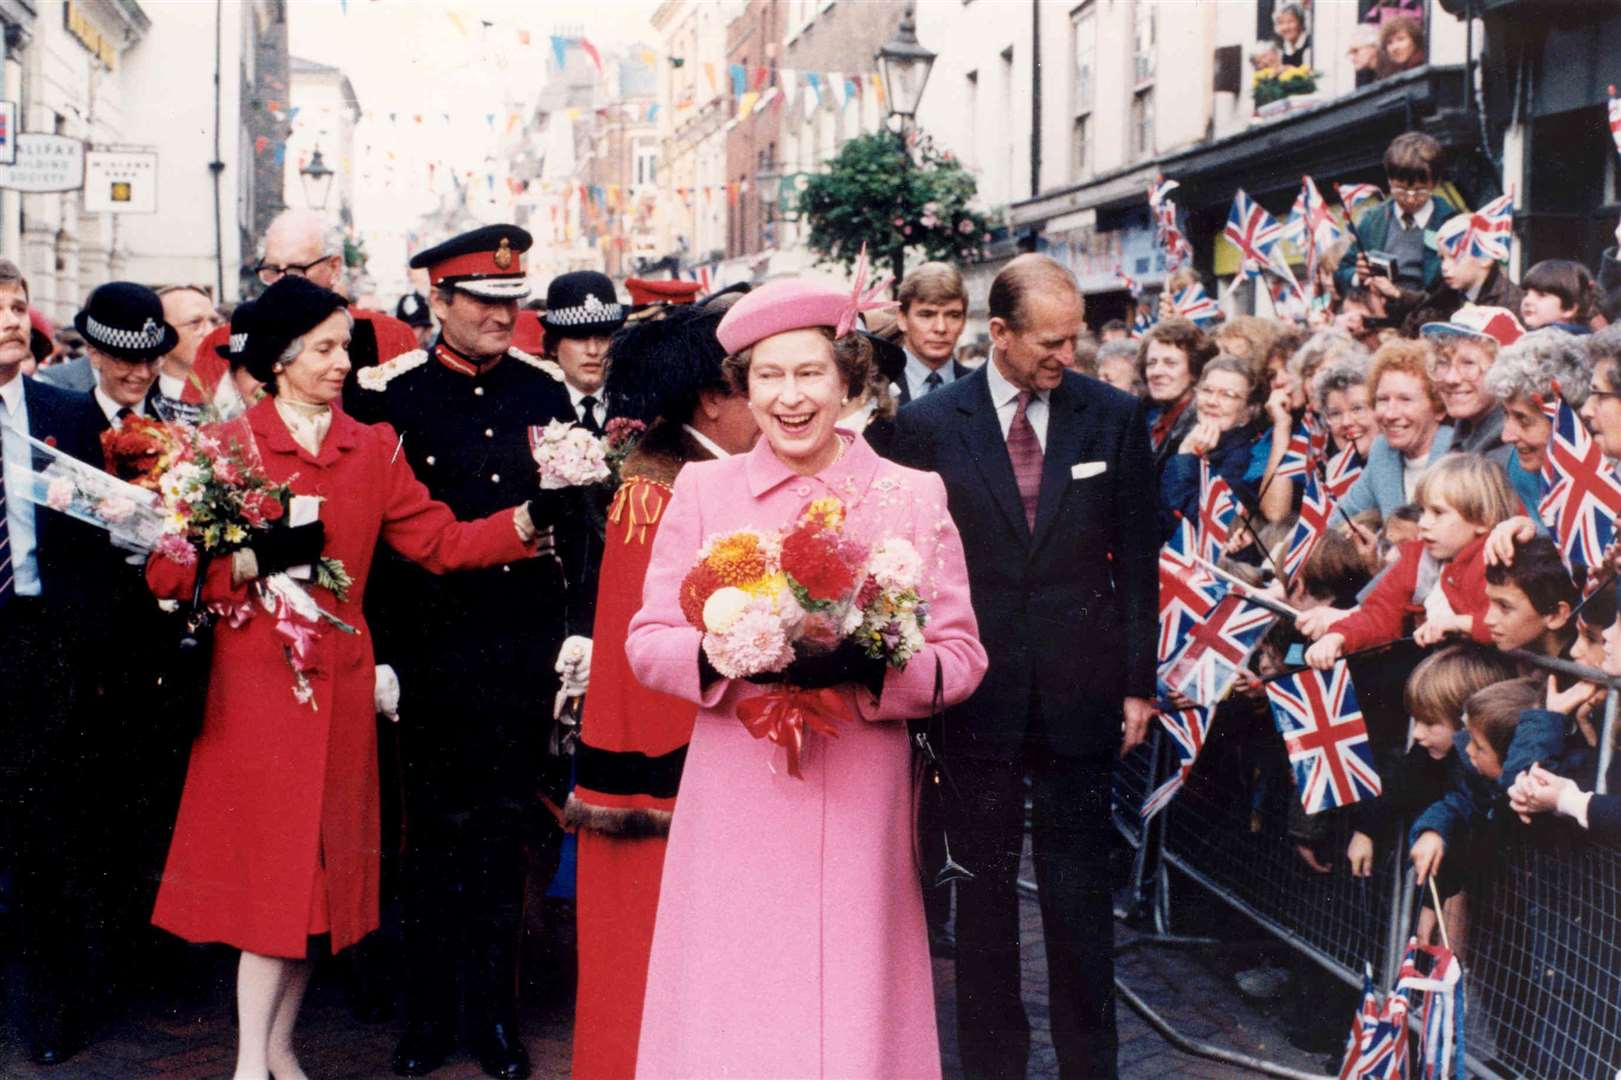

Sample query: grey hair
[1096,340,1141,365]
[1484,327,1591,408]
[274,308,357,368]
[1311,355,1371,410]
[1588,325,1621,379]
[1290,329,1368,384]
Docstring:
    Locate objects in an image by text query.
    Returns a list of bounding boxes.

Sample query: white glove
[554,636,592,720]
[374,663,400,722]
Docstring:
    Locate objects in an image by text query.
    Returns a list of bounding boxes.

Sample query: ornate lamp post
[298,146,336,211]
[876,7,937,284]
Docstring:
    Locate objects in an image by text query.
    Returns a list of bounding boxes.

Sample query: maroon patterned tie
[1007,391,1043,532]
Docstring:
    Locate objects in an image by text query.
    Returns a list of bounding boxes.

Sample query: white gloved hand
[554,636,592,720]
[374,663,400,722]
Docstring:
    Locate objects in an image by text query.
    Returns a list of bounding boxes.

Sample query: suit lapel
[956,368,1029,544]
[1030,379,1087,552]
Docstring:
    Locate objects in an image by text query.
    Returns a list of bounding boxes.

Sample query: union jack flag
[1336,182,1384,222]
[1149,176,1192,267]
[1281,471,1332,582]
[1338,968,1410,1080]
[1116,266,1141,298]
[1158,591,1275,707]
[1287,176,1346,253]
[1324,444,1366,501]
[1141,703,1212,820]
[1266,661,1381,814]
[1275,420,1315,480]
[1396,940,1465,1080]
[1196,458,1238,565]
[1173,283,1221,327]
[1435,193,1514,264]
[1609,87,1621,158]
[1158,518,1222,664]
[1537,394,1621,567]
[1225,189,1286,281]
[1131,306,1154,337]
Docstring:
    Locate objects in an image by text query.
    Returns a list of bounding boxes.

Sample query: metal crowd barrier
[1108,644,1621,1080]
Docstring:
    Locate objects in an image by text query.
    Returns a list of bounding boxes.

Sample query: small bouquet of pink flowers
[529,419,611,489]
[677,496,929,776]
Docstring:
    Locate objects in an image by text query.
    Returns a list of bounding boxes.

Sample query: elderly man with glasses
[189,209,418,412]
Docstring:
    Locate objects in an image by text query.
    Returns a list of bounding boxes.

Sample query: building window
[1071,2,1094,180]
[634,143,658,187]
[1131,89,1154,160]
[1133,0,1156,86]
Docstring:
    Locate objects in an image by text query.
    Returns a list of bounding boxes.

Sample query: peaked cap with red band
[626,277,703,306]
[409,223,533,301]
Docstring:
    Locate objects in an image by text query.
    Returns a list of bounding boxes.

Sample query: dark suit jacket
[19,378,107,610]
[885,367,1159,760]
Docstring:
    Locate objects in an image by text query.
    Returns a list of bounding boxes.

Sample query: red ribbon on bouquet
[736,686,850,779]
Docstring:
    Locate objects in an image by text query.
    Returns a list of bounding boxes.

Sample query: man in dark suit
[0,259,121,1065]
[890,261,974,407]
[886,254,1158,1080]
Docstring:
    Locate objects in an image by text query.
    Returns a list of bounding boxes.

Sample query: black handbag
[159,550,217,739]
[911,656,974,887]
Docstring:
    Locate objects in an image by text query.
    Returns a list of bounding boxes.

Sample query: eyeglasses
[1196,385,1247,404]
[255,255,334,286]
[1430,354,1487,377]
[1388,183,1432,197]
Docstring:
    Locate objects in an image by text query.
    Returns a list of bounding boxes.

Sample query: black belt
[573,740,688,800]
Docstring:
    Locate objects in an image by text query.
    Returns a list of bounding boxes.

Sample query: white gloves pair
[372,637,590,727]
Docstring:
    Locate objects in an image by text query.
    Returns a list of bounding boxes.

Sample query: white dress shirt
[985,349,1050,451]
[94,386,146,427]
[1394,200,1436,233]
[566,382,604,427]
[681,423,732,459]
[158,371,187,401]
[1,375,40,596]
[903,350,957,402]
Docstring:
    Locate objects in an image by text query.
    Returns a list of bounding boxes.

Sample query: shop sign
[0,134,86,193]
[84,149,158,213]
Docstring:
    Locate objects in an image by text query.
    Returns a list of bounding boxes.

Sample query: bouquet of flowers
[678,497,930,776]
[530,419,612,489]
[141,421,355,707]
[10,430,170,552]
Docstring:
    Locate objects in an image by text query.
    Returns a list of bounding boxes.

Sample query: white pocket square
[1071,461,1107,480]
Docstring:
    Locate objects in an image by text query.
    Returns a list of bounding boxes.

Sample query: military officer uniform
[351,226,573,1080]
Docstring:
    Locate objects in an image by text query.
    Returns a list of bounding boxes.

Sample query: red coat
[148,398,534,958]
[1330,536,1494,654]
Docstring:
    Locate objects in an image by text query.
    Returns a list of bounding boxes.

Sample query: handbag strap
[913,656,946,766]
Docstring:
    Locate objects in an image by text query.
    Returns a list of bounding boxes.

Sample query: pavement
[0,868,1336,1080]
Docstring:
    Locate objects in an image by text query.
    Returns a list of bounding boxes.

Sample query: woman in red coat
[147,277,560,1080]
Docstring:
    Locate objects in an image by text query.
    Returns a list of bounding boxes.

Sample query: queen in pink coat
[625,277,988,1079]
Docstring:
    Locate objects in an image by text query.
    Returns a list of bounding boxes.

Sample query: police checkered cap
[229,332,249,355]
[545,295,624,327]
[85,314,166,352]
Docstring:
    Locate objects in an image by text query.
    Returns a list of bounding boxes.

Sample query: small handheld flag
[1266,661,1381,814]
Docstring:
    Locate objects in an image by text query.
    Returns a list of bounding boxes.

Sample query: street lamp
[876,6,936,127]
[876,6,936,285]
[299,145,336,211]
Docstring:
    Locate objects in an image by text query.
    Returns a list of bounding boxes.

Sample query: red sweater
[1330,537,1494,654]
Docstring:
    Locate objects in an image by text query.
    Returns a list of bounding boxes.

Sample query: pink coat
[626,433,988,1080]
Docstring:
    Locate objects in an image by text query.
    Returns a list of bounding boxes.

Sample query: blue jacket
[1410,711,1567,850]
[1333,425,1454,524]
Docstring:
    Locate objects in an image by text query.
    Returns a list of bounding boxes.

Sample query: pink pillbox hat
[716,250,895,355]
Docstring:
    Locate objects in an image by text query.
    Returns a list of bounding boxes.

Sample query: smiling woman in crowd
[1332,337,1454,520]
[1159,353,1268,534]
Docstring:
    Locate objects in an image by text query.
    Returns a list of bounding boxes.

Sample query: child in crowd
[1336,132,1457,299]
[1481,535,1578,656]
[1519,258,1597,334]
[1408,677,1547,951]
[1305,456,1517,667]
[1348,645,1520,873]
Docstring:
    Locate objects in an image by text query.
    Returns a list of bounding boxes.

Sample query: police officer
[538,270,625,643]
[354,225,573,1080]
